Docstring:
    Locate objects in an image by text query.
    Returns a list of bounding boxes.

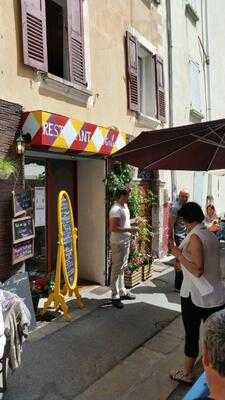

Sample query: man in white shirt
[109,186,138,309]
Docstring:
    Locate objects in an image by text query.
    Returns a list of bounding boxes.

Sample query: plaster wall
[207,0,225,120]
[0,0,166,136]
[77,159,106,285]
[161,0,208,209]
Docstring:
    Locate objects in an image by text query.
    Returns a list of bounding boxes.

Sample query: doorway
[24,157,77,275]
[47,159,77,271]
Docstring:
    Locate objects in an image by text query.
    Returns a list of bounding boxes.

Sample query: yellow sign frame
[43,190,84,320]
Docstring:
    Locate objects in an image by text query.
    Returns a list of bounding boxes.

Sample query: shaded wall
[0,99,23,280]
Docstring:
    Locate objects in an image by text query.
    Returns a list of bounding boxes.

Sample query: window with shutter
[46,0,64,78]
[126,32,140,112]
[154,55,166,122]
[21,0,48,71]
[67,0,87,86]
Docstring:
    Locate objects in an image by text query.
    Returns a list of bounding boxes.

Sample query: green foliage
[0,158,16,179]
[145,189,159,207]
[105,163,133,205]
[36,172,45,185]
[128,184,143,218]
[137,219,154,242]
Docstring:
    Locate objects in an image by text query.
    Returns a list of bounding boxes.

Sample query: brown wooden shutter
[126,32,140,112]
[154,55,166,122]
[67,0,86,86]
[21,0,48,71]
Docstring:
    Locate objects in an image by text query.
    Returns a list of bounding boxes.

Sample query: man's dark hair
[178,201,204,223]
[115,186,131,199]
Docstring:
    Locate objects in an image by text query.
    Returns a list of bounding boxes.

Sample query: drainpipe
[166,0,177,202]
[204,0,211,121]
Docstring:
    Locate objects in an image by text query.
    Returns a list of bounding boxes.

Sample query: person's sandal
[170,368,193,385]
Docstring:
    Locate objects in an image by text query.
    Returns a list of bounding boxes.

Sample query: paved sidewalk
[75,315,185,400]
[75,313,202,400]
[4,264,186,400]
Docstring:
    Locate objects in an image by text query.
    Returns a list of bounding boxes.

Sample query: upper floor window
[21,0,87,87]
[189,60,202,115]
[125,32,165,123]
[138,46,156,118]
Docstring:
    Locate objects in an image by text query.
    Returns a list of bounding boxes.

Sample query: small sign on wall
[35,187,46,227]
[12,216,35,244]
[12,190,32,217]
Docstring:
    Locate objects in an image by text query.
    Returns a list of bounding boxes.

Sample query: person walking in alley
[202,310,225,400]
[170,202,225,385]
[169,189,190,291]
[109,186,138,309]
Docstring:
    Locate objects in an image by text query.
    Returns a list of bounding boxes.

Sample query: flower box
[124,267,142,288]
[142,264,152,281]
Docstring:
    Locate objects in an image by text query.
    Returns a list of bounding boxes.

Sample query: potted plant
[0,158,16,179]
[142,253,153,281]
[124,250,143,288]
[30,274,55,314]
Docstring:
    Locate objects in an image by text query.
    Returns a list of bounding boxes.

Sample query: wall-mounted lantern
[16,134,25,155]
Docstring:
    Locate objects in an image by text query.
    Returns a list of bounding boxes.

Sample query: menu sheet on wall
[35,187,46,227]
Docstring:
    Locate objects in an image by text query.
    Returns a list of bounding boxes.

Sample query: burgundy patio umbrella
[111,118,225,171]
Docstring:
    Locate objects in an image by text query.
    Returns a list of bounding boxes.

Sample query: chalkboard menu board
[13,190,32,217]
[12,216,35,244]
[61,198,75,286]
[12,239,34,265]
[0,272,36,331]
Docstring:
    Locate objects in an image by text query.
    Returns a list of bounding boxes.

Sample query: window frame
[189,59,202,115]
[126,27,165,127]
[20,0,92,102]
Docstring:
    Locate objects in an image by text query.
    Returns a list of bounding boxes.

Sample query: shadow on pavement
[4,298,179,400]
[131,270,181,307]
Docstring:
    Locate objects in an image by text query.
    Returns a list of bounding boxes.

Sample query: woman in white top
[170,202,225,385]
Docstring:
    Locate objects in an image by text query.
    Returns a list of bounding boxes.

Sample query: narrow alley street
[4,262,189,400]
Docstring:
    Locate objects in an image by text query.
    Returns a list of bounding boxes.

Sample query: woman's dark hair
[115,186,131,199]
[178,201,204,223]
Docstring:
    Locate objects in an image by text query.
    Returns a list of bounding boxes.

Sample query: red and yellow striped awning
[21,111,127,156]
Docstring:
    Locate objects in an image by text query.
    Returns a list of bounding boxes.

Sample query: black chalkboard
[61,198,75,286]
[13,190,32,217]
[12,216,35,244]
[12,239,34,265]
[0,272,36,331]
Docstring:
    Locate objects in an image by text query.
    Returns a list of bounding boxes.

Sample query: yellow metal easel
[43,190,84,320]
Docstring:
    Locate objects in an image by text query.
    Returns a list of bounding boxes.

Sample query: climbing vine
[105,163,134,207]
